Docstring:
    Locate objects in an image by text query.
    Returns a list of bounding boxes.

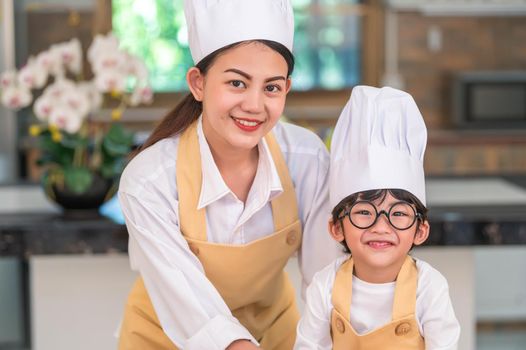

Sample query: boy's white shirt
[118,117,343,349]
[294,255,460,350]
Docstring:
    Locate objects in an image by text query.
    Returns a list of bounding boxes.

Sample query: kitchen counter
[2,177,526,257]
[0,185,127,257]
[0,213,128,256]
[425,176,526,245]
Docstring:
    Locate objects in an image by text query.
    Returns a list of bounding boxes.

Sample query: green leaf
[100,162,116,178]
[100,156,127,179]
[64,167,93,194]
[60,133,89,149]
[38,134,75,166]
[102,124,134,157]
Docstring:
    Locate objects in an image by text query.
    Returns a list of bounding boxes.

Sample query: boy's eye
[355,210,372,216]
[230,80,246,88]
[392,211,409,217]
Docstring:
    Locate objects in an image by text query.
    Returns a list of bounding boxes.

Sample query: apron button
[335,318,345,333]
[286,231,297,245]
[395,322,411,336]
[188,243,199,256]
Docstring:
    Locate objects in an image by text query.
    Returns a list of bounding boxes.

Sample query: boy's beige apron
[119,122,302,350]
[331,255,425,350]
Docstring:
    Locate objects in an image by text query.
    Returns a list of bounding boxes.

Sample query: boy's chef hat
[330,85,428,209]
[184,0,294,64]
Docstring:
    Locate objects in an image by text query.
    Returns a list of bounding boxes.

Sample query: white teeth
[234,118,258,127]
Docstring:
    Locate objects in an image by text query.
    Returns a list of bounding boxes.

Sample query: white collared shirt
[294,255,460,350]
[119,117,343,349]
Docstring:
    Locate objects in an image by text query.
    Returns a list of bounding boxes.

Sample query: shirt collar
[196,117,283,210]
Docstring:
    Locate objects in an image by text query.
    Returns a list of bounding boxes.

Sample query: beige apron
[331,255,425,350]
[119,122,302,350]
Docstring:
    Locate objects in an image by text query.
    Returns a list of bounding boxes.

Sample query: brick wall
[395,12,526,175]
[397,12,526,129]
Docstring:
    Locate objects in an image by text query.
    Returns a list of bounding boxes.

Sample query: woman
[118,1,342,349]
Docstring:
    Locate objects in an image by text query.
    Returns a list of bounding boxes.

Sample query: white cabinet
[475,247,526,321]
[30,255,137,350]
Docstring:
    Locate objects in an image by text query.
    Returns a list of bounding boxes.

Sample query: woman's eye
[265,84,281,93]
[355,210,372,216]
[230,80,246,88]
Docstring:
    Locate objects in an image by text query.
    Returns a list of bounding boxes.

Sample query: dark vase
[48,175,116,217]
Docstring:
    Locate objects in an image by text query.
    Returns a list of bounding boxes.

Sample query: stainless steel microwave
[453,71,526,128]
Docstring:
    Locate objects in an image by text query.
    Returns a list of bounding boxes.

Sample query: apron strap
[331,258,354,322]
[177,121,207,241]
[176,120,299,241]
[391,255,418,320]
[263,131,299,231]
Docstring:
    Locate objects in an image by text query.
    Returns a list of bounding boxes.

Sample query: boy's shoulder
[310,254,351,287]
[414,258,450,291]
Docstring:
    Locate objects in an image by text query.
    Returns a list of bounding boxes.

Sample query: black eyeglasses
[338,200,423,231]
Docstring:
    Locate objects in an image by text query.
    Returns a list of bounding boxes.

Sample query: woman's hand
[226,339,260,350]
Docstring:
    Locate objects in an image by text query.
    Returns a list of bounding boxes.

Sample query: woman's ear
[187,67,204,102]
[285,77,292,94]
[328,218,345,243]
[413,220,430,246]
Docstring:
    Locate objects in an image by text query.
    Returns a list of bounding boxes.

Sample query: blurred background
[1,0,526,349]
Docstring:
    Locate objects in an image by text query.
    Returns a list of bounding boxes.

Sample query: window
[112,0,364,92]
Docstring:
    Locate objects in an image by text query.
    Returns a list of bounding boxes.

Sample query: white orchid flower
[92,50,127,75]
[87,33,120,64]
[1,70,17,88]
[33,95,54,121]
[49,106,84,134]
[57,39,83,75]
[43,79,76,100]
[94,70,127,93]
[0,86,32,110]
[18,59,48,89]
[129,85,153,106]
[37,48,64,78]
[61,87,91,118]
[78,81,103,112]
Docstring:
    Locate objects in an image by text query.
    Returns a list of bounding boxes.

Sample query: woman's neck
[204,131,259,203]
[209,142,258,170]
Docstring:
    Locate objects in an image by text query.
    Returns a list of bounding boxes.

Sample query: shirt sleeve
[293,267,334,350]
[295,142,345,296]
[119,191,257,349]
[418,268,461,350]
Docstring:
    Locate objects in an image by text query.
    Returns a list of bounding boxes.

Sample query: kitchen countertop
[1,176,526,256]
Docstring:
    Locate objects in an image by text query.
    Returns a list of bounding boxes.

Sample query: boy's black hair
[331,189,429,254]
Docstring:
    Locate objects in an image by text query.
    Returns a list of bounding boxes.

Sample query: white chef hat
[329,86,428,209]
[184,0,294,64]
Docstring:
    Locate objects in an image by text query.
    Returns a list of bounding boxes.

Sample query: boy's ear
[328,219,345,243]
[187,67,204,102]
[413,220,430,246]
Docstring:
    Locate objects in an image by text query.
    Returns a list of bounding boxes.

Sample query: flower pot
[46,174,116,214]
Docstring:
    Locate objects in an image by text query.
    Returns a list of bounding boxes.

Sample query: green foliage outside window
[112,0,361,92]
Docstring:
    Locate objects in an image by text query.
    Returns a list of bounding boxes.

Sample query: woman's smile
[230,116,264,132]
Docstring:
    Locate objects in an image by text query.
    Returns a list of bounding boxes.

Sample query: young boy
[294,86,460,350]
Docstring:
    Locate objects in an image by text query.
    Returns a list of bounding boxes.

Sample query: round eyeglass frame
[338,200,423,231]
